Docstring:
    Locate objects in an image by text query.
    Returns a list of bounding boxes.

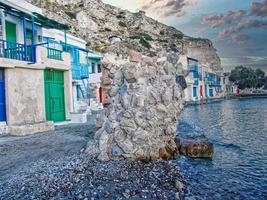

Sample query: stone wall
[85,51,185,161]
[4,67,55,136]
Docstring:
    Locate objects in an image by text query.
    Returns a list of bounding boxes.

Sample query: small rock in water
[179,136,214,158]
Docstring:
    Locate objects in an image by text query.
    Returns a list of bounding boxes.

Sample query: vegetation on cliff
[28,0,221,70]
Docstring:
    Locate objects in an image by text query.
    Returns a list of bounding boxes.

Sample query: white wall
[43,28,87,49]
[88,59,102,84]
[89,73,102,84]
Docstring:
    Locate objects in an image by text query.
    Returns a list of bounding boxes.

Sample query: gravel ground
[0,114,184,200]
[0,154,184,200]
[0,119,96,178]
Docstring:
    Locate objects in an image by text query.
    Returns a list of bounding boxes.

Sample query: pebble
[0,154,184,199]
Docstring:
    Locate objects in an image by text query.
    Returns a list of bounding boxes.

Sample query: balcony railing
[47,47,63,61]
[72,63,89,80]
[188,64,198,72]
[0,40,66,63]
[0,40,36,62]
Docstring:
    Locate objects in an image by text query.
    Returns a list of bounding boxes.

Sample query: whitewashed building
[179,56,226,103]
[43,28,103,123]
[0,0,74,135]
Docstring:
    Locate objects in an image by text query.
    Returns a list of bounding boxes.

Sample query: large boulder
[85,52,186,161]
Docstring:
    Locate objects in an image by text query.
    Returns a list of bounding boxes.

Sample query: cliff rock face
[28,0,221,70]
[28,0,220,160]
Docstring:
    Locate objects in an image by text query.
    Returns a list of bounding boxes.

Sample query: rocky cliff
[28,0,221,160]
[29,0,221,70]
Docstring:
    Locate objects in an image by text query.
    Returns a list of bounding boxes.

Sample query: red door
[99,87,103,103]
[200,85,203,98]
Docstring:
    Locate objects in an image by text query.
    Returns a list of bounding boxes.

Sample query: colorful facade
[180,56,225,103]
[42,28,103,122]
[0,0,74,135]
[87,52,103,111]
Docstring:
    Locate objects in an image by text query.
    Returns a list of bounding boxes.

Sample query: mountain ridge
[28,0,221,70]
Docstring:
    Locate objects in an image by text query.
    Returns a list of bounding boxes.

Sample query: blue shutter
[0,69,6,121]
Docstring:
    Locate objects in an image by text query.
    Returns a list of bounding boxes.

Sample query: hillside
[28,0,221,70]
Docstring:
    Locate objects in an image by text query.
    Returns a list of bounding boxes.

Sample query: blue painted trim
[31,16,36,63]
[0,69,6,121]
[22,15,27,60]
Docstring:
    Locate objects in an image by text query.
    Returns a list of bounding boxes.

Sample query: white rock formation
[85,51,185,160]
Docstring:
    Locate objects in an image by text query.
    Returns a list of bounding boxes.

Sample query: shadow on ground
[0,114,97,179]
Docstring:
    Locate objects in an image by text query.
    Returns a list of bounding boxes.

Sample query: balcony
[72,63,89,80]
[0,40,68,64]
[0,40,36,63]
[188,64,198,72]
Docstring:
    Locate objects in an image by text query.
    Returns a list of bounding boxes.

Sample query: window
[91,63,95,73]
[193,87,197,97]
[26,29,33,45]
[97,64,102,73]
[26,29,37,45]
[38,35,42,43]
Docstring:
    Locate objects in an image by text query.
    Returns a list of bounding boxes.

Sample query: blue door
[0,69,6,121]
[193,87,197,97]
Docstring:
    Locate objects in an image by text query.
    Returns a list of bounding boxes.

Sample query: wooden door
[44,70,65,122]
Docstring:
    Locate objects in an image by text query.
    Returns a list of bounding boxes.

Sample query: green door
[44,69,66,122]
[5,21,17,43]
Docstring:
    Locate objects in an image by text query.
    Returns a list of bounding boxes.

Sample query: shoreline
[186,93,267,106]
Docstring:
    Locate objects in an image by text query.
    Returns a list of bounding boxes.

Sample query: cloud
[203,10,246,28]
[203,0,267,28]
[201,1,267,46]
[139,0,198,18]
[219,19,267,39]
[243,47,265,53]
[232,34,250,45]
[250,0,267,17]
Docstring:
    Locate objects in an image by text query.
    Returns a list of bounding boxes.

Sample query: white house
[0,0,73,135]
[42,28,103,123]
[179,55,226,103]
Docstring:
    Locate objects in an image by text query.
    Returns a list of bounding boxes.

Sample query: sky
[102,0,267,72]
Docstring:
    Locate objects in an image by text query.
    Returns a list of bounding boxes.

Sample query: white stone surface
[86,52,185,161]
[0,122,8,135]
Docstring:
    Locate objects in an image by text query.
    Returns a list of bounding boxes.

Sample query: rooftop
[0,0,69,30]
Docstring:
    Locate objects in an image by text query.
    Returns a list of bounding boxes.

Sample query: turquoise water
[177,98,267,200]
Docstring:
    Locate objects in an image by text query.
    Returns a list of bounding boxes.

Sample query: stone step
[0,122,8,135]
